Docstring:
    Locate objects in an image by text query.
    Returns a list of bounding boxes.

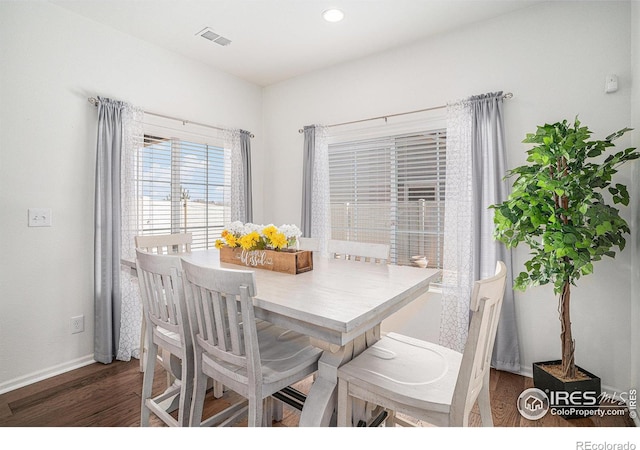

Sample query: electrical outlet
[28,208,52,227]
[71,315,84,334]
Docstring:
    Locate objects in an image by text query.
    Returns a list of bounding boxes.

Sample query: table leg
[298,340,353,427]
[156,351,182,414]
[299,325,382,427]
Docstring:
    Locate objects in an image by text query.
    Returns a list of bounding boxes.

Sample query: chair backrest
[181,259,261,383]
[297,237,320,252]
[451,261,507,424]
[135,250,190,355]
[327,239,389,264]
[135,233,192,255]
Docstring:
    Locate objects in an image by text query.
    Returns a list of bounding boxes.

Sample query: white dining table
[124,248,440,427]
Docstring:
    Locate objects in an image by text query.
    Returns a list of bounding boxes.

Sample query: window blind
[328,129,446,267]
[131,134,231,250]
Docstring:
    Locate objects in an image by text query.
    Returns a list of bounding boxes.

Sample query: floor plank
[0,360,635,428]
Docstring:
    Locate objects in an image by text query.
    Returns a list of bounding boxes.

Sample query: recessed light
[322,8,344,23]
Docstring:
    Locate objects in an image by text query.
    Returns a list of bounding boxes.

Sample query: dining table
[123,248,441,427]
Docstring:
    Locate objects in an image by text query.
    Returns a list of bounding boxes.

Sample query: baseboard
[0,354,96,395]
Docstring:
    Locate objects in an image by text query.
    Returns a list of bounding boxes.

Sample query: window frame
[131,126,232,250]
[327,126,447,268]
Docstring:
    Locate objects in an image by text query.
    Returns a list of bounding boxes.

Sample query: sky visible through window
[137,137,231,248]
[141,139,227,204]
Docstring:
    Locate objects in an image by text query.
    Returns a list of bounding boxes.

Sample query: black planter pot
[532,360,601,419]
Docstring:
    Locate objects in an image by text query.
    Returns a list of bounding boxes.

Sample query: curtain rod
[297,92,513,133]
[88,97,254,138]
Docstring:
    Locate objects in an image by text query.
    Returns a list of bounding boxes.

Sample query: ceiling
[50,0,544,86]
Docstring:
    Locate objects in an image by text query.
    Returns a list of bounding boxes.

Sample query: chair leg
[213,380,224,398]
[337,378,352,427]
[477,385,494,426]
[385,409,396,427]
[272,398,283,422]
[248,393,263,427]
[475,370,493,427]
[139,319,146,373]
[177,351,194,426]
[140,341,158,426]
[189,350,207,427]
[262,397,273,427]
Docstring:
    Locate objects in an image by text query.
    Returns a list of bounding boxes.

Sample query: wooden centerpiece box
[220,246,313,275]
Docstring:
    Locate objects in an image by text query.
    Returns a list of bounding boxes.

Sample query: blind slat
[132,135,231,250]
[329,129,446,268]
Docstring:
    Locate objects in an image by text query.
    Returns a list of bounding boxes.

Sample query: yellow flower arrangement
[239,231,260,250]
[215,222,302,252]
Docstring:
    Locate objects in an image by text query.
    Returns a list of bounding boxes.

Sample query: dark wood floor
[0,359,635,427]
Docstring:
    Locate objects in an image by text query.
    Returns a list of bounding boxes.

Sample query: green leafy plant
[491,118,638,380]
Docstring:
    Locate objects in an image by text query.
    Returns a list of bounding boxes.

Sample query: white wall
[0,1,263,392]
[263,1,634,391]
[630,0,640,420]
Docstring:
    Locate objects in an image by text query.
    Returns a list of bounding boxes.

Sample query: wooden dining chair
[181,260,323,427]
[135,232,192,255]
[136,250,194,427]
[135,233,192,373]
[337,261,507,427]
[327,239,389,264]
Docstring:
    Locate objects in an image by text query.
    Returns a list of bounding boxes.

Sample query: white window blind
[328,129,446,267]
[132,134,231,250]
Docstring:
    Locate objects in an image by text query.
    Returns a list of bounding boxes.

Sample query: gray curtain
[469,92,520,372]
[94,97,125,364]
[240,129,253,223]
[301,125,315,237]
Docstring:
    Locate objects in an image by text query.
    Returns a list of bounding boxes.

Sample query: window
[133,134,231,250]
[328,129,446,267]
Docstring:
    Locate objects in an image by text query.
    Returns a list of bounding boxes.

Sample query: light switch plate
[28,208,52,227]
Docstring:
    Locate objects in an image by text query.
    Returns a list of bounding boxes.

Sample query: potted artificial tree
[491,118,638,418]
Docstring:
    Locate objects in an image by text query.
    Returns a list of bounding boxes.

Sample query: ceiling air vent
[196,27,231,46]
